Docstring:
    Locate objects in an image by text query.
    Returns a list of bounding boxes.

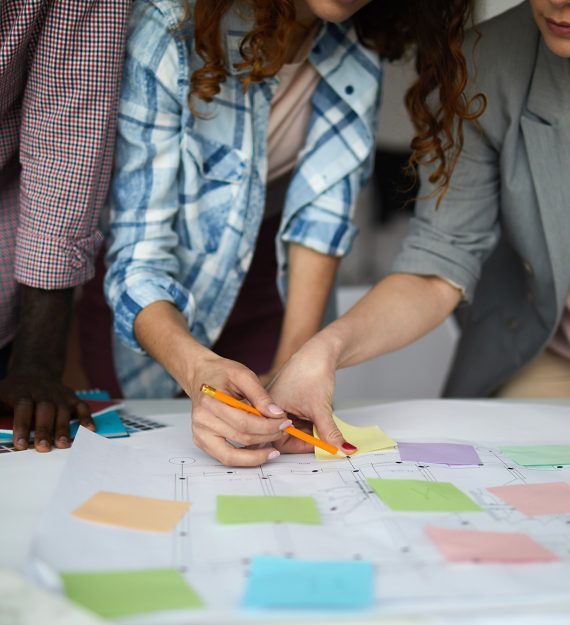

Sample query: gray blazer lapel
[521,39,570,313]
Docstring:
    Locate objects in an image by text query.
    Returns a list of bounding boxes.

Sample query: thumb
[314,412,358,455]
[238,373,286,419]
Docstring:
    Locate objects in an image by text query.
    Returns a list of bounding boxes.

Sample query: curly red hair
[180,0,485,201]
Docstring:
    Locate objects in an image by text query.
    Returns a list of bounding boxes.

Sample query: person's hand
[0,372,94,452]
[258,368,278,387]
[186,353,294,466]
[267,336,358,455]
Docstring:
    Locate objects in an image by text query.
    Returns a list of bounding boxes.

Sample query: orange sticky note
[72,491,190,532]
[426,526,559,564]
[487,482,570,516]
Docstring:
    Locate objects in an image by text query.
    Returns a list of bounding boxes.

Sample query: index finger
[201,395,288,436]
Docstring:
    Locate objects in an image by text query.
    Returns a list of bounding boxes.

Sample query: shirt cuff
[280,206,358,258]
[112,276,196,353]
[391,253,478,304]
[14,228,103,289]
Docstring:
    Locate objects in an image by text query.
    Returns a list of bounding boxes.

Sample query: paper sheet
[487,483,570,516]
[72,491,190,532]
[61,569,203,618]
[500,445,570,467]
[216,495,321,525]
[314,414,396,460]
[368,479,482,512]
[28,400,570,624]
[426,526,559,563]
[398,442,482,466]
[242,556,374,609]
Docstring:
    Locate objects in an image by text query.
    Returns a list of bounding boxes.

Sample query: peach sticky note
[426,526,559,564]
[314,415,396,460]
[487,482,570,516]
[72,491,190,532]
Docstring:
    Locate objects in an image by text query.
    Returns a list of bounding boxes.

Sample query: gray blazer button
[506,318,519,331]
[522,261,533,276]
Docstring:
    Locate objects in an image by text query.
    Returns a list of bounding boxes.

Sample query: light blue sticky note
[242,557,374,610]
[70,411,128,439]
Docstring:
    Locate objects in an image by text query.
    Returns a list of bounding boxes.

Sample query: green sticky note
[500,445,570,467]
[217,495,321,525]
[368,479,481,512]
[61,569,204,618]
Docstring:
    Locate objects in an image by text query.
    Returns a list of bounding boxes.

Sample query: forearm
[9,286,74,377]
[133,300,213,396]
[272,243,339,369]
[309,273,461,369]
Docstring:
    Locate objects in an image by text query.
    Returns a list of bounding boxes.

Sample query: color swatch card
[72,491,190,532]
[82,399,124,417]
[0,389,127,442]
[61,569,203,618]
[314,415,396,460]
[426,526,559,564]
[217,495,321,525]
[242,557,374,610]
[76,390,112,401]
[368,479,482,512]
[500,445,570,467]
[487,482,570,516]
[398,442,482,466]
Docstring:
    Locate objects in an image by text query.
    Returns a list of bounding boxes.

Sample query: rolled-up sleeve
[15,0,130,289]
[392,112,501,303]
[281,71,381,259]
[104,1,195,352]
[280,173,361,257]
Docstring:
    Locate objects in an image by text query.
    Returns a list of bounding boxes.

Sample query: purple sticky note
[398,442,482,466]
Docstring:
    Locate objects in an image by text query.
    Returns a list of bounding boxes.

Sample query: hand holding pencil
[201,384,341,456]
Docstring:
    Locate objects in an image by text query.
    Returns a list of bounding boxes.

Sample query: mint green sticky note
[368,479,481,512]
[500,445,570,467]
[217,495,321,524]
[61,569,204,618]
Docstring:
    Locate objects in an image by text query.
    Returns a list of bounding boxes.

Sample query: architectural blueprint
[28,400,570,623]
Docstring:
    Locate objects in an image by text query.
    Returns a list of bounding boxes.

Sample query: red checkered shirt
[0,0,130,347]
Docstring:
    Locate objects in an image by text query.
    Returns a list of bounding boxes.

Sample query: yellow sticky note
[314,415,396,460]
[72,491,190,532]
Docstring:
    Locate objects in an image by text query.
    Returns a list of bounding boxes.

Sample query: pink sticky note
[426,526,559,563]
[487,482,570,516]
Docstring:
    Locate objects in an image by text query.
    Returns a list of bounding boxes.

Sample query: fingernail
[16,438,28,449]
[38,440,50,449]
[279,420,293,431]
[87,423,96,431]
[267,450,280,460]
[267,404,285,416]
[342,442,358,453]
[58,436,69,445]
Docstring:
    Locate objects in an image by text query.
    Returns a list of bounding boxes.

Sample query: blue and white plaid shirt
[105,0,382,398]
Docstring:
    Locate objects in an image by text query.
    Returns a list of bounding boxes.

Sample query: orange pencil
[200,384,340,456]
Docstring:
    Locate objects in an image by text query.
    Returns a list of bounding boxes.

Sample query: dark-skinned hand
[0,373,94,452]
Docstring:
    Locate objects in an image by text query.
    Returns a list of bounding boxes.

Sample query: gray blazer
[392,2,570,397]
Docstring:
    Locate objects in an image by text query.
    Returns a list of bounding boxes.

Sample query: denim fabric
[105,0,382,397]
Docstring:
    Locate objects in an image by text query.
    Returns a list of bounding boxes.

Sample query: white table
[2,398,570,625]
